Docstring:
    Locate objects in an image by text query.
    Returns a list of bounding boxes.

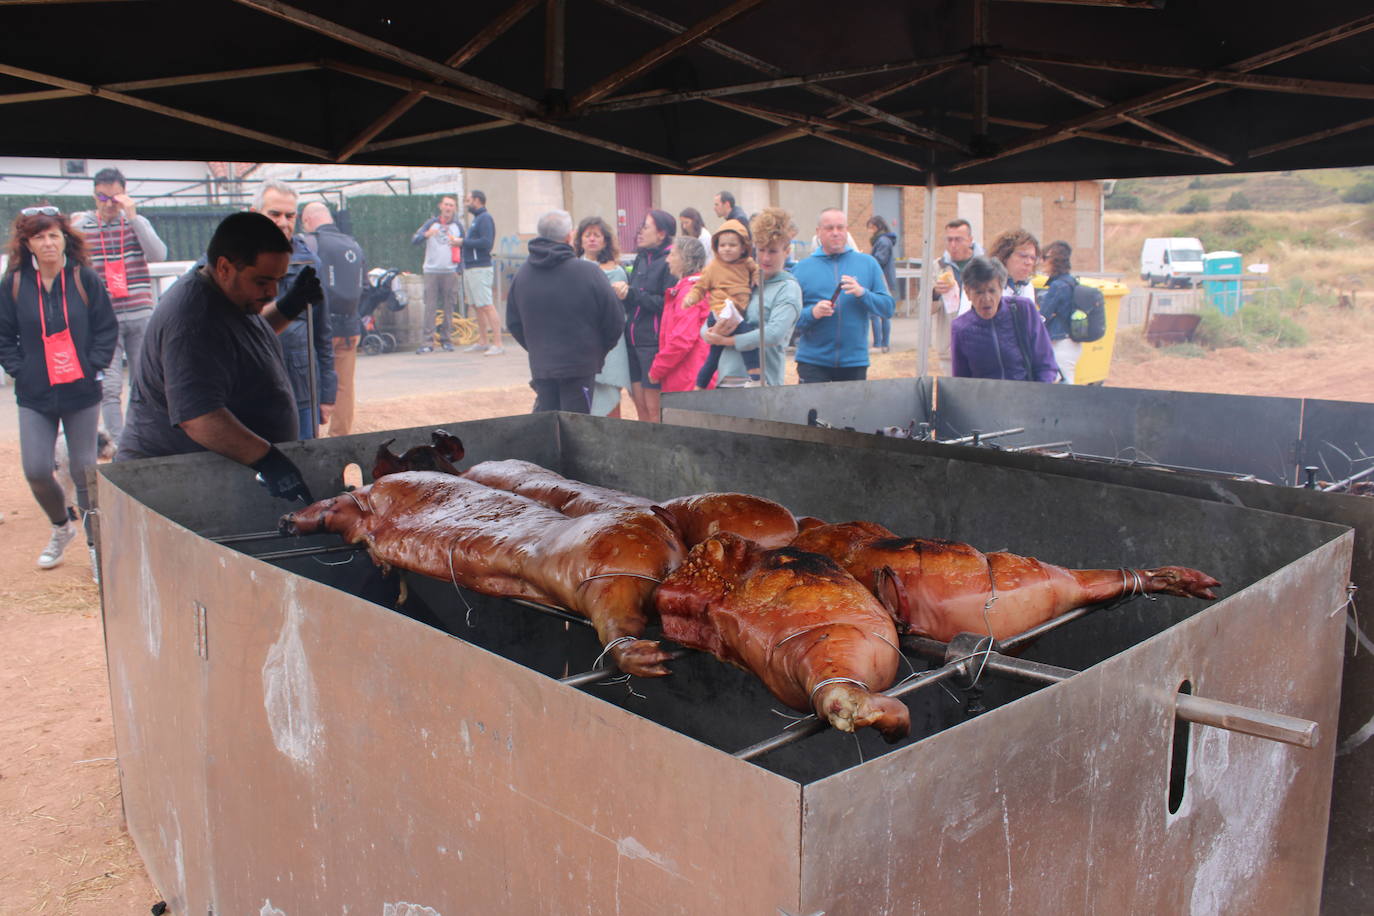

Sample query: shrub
[1106,193,1143,211]
[1193,303,1308,350]
[1187,177,1205,189]
[1225,191,1252,211]
[1341,181,1374,204]
[1160,342,1210,359]
[1177,194,1211,214]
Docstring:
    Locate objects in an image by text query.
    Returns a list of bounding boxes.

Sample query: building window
[61,158,87,177]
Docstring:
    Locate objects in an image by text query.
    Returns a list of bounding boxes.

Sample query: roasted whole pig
[281,471,682,676]
[655,532,910,740]
[464,458,798,548]
[792,520,1221,643]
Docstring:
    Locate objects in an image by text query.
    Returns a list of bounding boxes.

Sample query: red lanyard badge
[38,270,86,386]
[100,217,129,298]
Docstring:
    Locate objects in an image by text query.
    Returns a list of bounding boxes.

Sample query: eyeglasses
[95,192,119,203]
[21,206,60,217]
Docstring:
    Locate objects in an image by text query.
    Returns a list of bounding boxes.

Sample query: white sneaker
[462,343,485,353]
[89,545,100,585]
[484,345,505,356]
[37,521,76,569]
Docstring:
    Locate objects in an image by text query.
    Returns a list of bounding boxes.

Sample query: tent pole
[918,173,938,379]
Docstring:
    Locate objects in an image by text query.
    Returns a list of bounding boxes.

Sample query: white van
[1140,237,1205,288]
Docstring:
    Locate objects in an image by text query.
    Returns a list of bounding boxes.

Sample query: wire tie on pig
[343,491,371,515]
[577,572,663,589]
[446,547,476,627]
[594,635,642,670]
[809,677,871,705]
[869,630,917,679]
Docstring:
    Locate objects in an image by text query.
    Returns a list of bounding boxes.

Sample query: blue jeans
[870,314,891,348]
[298,405,317,440]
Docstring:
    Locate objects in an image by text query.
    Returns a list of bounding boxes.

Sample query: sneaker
[415,345,434,354]
[440,342,454,352]
[89,544,100,585]
[37,521,76,569]
[462,343,485,353]
[484,345,505,356]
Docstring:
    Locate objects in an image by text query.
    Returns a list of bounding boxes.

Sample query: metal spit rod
[211,530,290,544]
[1007,440,1073,453]
[940,427,1025,446]
[905,634,1319,749]
[249,542,367,561]
[1320,463,1374,493]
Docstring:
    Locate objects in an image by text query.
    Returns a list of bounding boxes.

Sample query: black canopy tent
[0,0,1369,184]
[3,0,1371,909]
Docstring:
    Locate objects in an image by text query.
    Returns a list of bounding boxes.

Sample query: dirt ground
[2,331,1371,913]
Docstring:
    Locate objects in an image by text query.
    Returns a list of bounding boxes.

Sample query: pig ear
[874,566,908,623]
[431,430,465,464]
[795,515,827,532]
[650,504,684,540]
[371,438,403,480]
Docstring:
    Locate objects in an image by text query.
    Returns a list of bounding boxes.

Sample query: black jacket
[0,263,117,414]
[623,240,675,349]
[506,237,625,379]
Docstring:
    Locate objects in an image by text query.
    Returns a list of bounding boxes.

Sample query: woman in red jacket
[648,236,709,392]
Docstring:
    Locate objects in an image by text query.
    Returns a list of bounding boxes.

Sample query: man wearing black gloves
[116,212,321,504]
[505,210,624,413]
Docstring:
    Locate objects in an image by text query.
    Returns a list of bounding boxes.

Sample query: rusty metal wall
[99,414,1351,913]
[661,398,1374,913]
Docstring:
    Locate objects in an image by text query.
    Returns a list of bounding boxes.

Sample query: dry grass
[1105,205,1374,296]
[0,581,98,617]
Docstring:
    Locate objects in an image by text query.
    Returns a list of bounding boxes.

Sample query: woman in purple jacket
[950,256,1059,383]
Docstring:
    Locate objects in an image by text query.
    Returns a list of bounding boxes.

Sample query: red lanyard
[98,216,125,262]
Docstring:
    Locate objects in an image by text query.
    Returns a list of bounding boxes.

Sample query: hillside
[1110,166,1374,214]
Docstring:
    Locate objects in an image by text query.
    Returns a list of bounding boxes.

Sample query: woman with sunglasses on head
[0,207,117,575]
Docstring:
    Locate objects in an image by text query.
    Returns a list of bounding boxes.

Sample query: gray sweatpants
[19,403,99,527]
[100,313,150,440]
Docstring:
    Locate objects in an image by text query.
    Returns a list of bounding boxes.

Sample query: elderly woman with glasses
[989,227,1041,301]
[0,206,118,576]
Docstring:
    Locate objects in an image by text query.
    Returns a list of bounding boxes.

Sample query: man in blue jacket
[791,208,894,383]
[462,190,503,355]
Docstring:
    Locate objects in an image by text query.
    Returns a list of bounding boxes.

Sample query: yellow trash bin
[1031,276,1128,385]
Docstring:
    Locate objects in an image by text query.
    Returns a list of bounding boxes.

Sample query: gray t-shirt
[117,268,298,460]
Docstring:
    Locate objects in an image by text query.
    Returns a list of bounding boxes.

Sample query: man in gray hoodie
[410,194,463,353]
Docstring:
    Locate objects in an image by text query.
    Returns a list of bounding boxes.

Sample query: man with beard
[116,212,319,504]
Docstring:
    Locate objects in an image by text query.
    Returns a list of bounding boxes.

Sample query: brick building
[846,180,1105,272]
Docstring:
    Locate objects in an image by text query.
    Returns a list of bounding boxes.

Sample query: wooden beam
[997,48,1374,101]
[326,60,682,170]
[686,62,965,171]
[0,88,81,105]
[592,0,967,152]
[333,0,541,162]
[0,62,330,159]
[103,62,321,92]
[1250,115,1374,159]
[999,59,1233,164]
[950,13,1374,172]
[545,0,566,92]
[972,0,990,136]
[708,98,925,174]
[936,109,1194,155]
[571,0,768,108]
[360,120,514,155]
[229,0,537,111]
[588,55,967,113]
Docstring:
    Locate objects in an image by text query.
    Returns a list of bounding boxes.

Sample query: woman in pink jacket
[648,236,709,392]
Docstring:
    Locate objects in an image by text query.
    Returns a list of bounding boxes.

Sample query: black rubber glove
[276,265,324,321]
[251,445,314,504]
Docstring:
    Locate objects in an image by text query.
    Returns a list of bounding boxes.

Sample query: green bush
[1106,193,1143,211]
[1225,191,1252,211]
[1177,193,1211,214]
[1160,342,1209,359]
[1341,181,1374,204]
[1193,303,1308,350]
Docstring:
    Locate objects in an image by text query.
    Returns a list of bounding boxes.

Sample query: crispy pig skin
[464,458,798,548]
[280,471,683,676]
[656,533,909,741]
[792,521,1221,643]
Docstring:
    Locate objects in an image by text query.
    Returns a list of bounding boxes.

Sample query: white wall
[0,157,208,204]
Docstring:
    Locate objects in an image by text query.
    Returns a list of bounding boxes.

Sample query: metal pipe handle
[1175,694,1319,749]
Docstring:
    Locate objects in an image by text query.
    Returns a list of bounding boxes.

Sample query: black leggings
[530,376,595,413]
[19,403,99,526]
[795,362,868,384]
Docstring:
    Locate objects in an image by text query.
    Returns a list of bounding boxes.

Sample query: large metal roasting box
[97,412,1350,915]
[662,377,1374,912]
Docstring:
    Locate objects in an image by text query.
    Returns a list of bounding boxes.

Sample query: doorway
[615,174,652,254]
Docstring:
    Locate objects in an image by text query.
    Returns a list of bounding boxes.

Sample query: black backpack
[1068,281,1106,343]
